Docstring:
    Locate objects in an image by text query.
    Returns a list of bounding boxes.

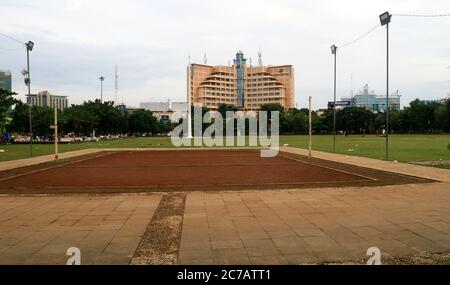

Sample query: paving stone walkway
[0,194,161,264]
[178,182,450,264]
[0,147,449,264]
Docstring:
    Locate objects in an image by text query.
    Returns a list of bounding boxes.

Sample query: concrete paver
[0,194,161,265]
[1,147,449,264]
[179,181,450,264]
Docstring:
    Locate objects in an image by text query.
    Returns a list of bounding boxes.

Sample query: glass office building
[342,84,401,111]
[0,70,12,92]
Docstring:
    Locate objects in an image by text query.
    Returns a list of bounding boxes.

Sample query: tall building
[26,91,69,111]
[188,51,295,111]
[341,84,401,111]
[0,70,12,92]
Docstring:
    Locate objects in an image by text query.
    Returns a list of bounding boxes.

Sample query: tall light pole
[99,76,105,102]
[331,45,337,153]
[25,41,34,157]
[380,11,391,161]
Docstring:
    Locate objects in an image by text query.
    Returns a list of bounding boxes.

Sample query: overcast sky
[1,0,449,109]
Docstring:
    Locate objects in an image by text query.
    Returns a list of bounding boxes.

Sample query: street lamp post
[331,44,337,153]
[25,41,34,157]
[99,76,105,102]
[380,11,391,161]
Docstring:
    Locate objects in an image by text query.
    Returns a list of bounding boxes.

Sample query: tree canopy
[0,89,18,135]
[1,97,449,138]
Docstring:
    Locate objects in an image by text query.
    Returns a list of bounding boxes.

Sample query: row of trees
[219,99,450,135]
[1,88,449,139]
[1,89,173,138]
[326,99,450,134]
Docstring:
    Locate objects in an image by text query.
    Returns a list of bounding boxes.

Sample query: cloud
[0,0,449,108]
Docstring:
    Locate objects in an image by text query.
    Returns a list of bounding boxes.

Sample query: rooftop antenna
[204,52,207,64]
[114,65,119,105]
[188,55,191,65]
[249,57,252,67]
[258,49,263,67]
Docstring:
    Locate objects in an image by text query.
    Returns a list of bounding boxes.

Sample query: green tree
[31,106,54,136]
[82,100,126,135]
[6,100,28,134]
[336,107,375,134]
[260,103,284,115]
[0,89,18,136]
[435,99,450,132]
[128,109,157,135]
[399,99,441,133]
[289,112,308,134]
[61,105,100,136]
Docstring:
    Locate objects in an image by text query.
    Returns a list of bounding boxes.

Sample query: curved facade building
[187,51,295,111]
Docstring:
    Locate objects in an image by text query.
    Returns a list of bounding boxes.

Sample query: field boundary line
[62,162,305,168]
[281,147,450,182]
[279,153,379,182]
[43,179,372,189]
[0,152,113,182]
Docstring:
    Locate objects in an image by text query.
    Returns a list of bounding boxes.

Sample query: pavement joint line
[130,192,186,265]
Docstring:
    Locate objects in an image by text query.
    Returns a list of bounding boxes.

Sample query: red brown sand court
[0,149,431,194]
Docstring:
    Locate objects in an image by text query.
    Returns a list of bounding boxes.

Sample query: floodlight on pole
[26,41,34,51]
[379,12,392,26]
[379,11,391,161]
[331,44,337,153]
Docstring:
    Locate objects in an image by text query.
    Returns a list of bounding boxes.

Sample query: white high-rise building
[26,91,69,111]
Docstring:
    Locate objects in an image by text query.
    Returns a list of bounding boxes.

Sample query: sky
[0,0,449,109]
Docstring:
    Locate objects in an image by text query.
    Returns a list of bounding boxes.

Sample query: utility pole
[25,41,34,157]
[379,11,391,161]
[331,45,337,153]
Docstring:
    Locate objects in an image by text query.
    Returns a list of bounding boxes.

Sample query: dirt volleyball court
[0,149,432,194]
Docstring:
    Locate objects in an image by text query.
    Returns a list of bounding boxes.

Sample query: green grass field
[280,135,450,163]
[0,135,449,166]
